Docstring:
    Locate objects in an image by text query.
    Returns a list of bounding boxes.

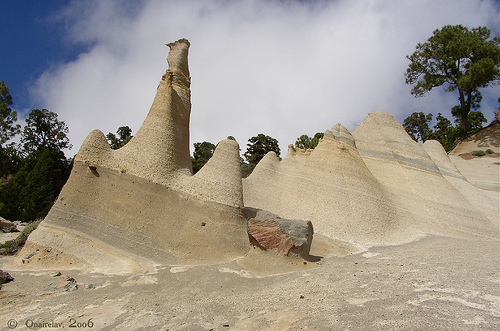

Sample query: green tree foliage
[191,141,215,174]
[465,111,487,132]
[0,82,22,177]
[244,134,280,165]
[0,148,71,221]
[0,144,22,178]
[106,126,133,149]
[0,81,20,145]
[295,135,311,149]
[295,132,324,149]
[403,112,434,142]
[402,111,488,152]
[432,113,458,151]
[20,109,72,155]
[311,132,324,148]
[0,107,73,222]
[242,134,280,177]
[405,25,500,133]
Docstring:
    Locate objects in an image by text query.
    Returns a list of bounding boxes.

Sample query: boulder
[247,218,313,258]
[0,269,14,287]
[0,218,19,233]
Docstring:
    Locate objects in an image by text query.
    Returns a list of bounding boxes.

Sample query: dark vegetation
[0,220,41,255]
[404,25,500,151]
[106,126,133,149]
[192,132,324,178]
[0,82,72,223]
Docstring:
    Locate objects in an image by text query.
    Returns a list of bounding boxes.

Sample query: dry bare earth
[1,235,499,330]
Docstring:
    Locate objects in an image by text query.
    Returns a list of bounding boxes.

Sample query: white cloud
[31,0,500,157]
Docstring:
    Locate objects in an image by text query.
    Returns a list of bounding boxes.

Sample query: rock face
[17,40,498,273]
[450,121,500,155]
[352,111,497,240]
[76,39,193,186]
[244,122,404,245]
[423,139,498,223]
[247,218,313,259]
[244,111,498,246]
[21,39,249,273]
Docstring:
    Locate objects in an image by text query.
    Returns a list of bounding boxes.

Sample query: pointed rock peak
[422,139,445,151]
[166,38,190,78]
[75,129,111,163]
[323,130,334,139]
[181,138,243,208]
[353,110,415,144]
[248,151,280,179]
[330,123,356,148]
[262,151,279,162]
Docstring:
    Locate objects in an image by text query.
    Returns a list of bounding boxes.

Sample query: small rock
[0,218,19,233]
[52,271,62,277]
[0,270,14,285]
[300,295,305,299]
[45,276,78,292]
[24,251,38,260]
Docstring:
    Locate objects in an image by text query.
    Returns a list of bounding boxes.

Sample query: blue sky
[1,0,499,156]
[1,1,79,111]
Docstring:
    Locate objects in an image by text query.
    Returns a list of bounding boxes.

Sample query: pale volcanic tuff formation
[18,39,498,275]
[20,39,248,273]
[243,123,406,246]
[352,112,497,240]
[450,120,500,155]
[244,111,498,245]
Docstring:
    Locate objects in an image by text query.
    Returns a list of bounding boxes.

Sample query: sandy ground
[1,234,499,330]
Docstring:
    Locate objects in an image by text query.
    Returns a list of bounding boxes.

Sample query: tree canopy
[402,110,487,152]
[0,81,20,146]
[107,126,133,149]
[0,148,71,221]
[20,108,72,155]
[405,25,500,132]
[295,132,324,149]
[403,112,434,142]
[191,141,216,174]
[0,84,73,222]
[244,134,280,166]
[242,134,280,177]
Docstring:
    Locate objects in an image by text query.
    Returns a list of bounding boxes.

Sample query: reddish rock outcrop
[247,218,313,258]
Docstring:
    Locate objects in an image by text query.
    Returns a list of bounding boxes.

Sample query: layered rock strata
[244,111,498,246]
[352,111,497,240]
[244,123,405,246]
[21,39,249,273]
